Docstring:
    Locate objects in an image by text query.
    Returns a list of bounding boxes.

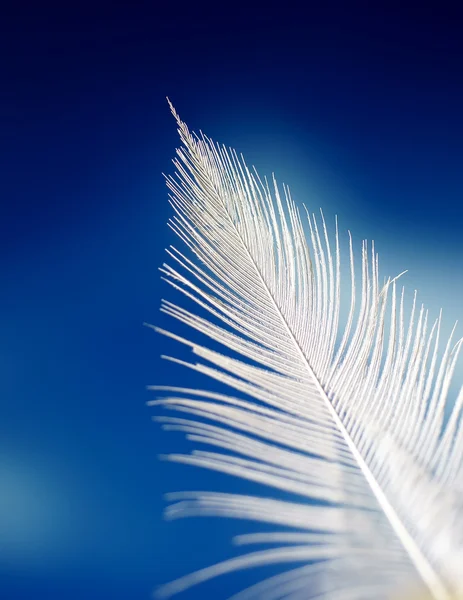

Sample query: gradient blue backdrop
[1,3,463,599]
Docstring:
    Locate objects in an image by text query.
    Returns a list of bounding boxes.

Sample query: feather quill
[148,101,463,599]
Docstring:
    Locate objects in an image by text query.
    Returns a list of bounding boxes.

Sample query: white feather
[147,101,463,599]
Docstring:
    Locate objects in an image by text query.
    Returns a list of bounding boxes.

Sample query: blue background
[1,2,463,599]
